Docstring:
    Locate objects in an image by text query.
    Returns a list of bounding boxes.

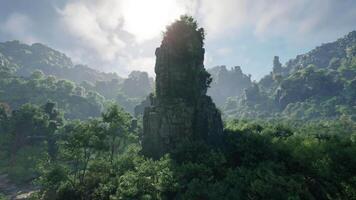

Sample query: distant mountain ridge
[1,30,355,120]
[0,40,122,84]
[207,31,356,110]
[0,40,154,117]
[224,30,356,120]
[283,31,356,75]
[207,65,252,107]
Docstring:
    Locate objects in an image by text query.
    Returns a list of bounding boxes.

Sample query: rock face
[122,71,153,98]
[142,16,223,158]
[283,31,356,75]
[207,65,252,106]
[272,56,282,74]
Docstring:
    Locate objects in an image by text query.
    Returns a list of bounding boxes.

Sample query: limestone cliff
[142,16,223,158]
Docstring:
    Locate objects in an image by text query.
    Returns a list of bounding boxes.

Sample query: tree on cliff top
[156,15,211,102]
[162,15,205,59]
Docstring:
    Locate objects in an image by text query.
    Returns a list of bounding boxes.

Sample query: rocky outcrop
[272,56,282,74]
[142,16,223,158]
[122,71,153,98]
[208,65,252,106]
[134,94,152,117]
[284,31,356,75]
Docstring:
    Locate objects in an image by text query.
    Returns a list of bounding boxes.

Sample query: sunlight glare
[122,0,185,42]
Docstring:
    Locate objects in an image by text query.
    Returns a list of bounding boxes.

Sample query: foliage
[0,16,355,200]
[121,71,153,99]
[9,115,351,200]
[0,40,153,116]
[0,102,63,184]
[156,15,211,104]
[0,71,106,119]
[213,31,356,121]
[33,105,139,199]
[0,193,8,200]
[163,15,205,57]
[0,41,120,84]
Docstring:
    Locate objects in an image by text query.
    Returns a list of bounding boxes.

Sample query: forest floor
[0,174,37,200]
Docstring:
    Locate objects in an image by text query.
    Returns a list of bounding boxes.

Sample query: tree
[156,15,210,102]
[121,71,152,98]
[43,101,63,162]
[102,104,133,163]
[31,70,45,80]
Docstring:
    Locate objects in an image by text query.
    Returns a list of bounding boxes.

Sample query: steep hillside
[0,41,154,115]
[83,70,154,114]
[0,41,121,84]
[0,52,18,78]
[224,31,356,120]
[0,69,105,119]
[284,31,356,74]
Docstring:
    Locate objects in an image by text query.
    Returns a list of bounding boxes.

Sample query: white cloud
[57,0,190,76]
[197,0,248,38]
[59,1,126,62]
[0,0,355,81]
[122,0,185,42]
[1,13,38,43]
[124,56,156,76]
[51,0,356,77]
[216,47,233,56]
[194,0,356,40]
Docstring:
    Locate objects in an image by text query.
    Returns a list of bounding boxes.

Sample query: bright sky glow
[122,0,184,42]
[0,0,356,79]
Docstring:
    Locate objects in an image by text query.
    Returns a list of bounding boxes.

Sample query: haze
[1,0,356,79]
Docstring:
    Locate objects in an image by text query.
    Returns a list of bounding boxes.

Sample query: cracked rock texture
[142,17,223,158]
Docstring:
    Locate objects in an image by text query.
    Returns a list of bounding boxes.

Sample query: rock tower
[142,16,223,158]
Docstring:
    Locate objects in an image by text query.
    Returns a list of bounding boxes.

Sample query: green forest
[0,15,355,200]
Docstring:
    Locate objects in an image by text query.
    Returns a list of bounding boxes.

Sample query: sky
[0,0,356,80]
